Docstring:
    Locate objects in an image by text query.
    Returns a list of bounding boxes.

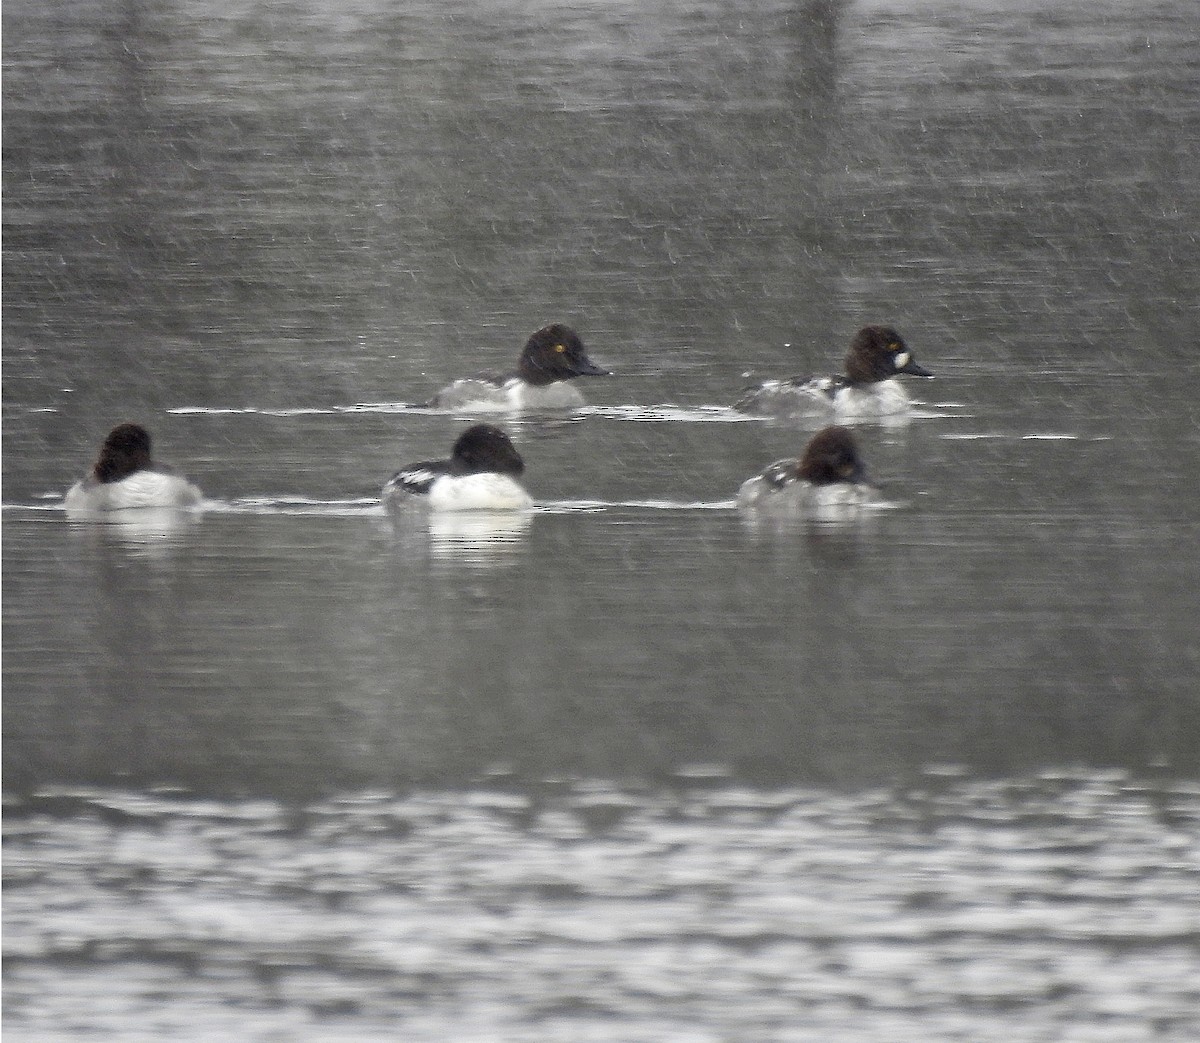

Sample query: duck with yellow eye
[735,325,932,421]
[427,323,611,411]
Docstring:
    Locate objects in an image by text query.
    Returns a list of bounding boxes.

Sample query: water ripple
[5,773,1199,1042]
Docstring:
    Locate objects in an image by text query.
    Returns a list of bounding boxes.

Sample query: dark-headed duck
[735,325,931,420]
[383,424,534,511]
[64,423,203,512]
[428,324,610,411]
[737,425,876,512]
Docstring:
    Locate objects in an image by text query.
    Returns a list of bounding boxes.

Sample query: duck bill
[573,357,612,377]
[899,358,933,377]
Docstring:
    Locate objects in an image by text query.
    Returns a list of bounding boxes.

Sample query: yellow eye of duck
[888,342,900,351]
[554,343,566,353]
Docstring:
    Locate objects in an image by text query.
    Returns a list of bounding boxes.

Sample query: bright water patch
[205,497,384,517]
[168,402,767,424]
[5,771,1199,1042]
[582,404,762,424]
[167,404,429,417]
[539,498,738,513]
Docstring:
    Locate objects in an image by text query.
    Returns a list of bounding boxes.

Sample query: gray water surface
[4,0,1200,1038]
[6,775,1199,1042]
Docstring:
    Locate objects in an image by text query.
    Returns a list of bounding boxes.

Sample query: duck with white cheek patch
[735,325,932,420]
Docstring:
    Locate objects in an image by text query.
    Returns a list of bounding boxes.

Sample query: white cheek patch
[894,351,911,369]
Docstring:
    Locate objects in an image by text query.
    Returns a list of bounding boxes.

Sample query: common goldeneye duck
[737,425,876,511]
[735,325,932,420]
[63,423,203,512]
[428,323,611,410]
[383,423,534,511]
